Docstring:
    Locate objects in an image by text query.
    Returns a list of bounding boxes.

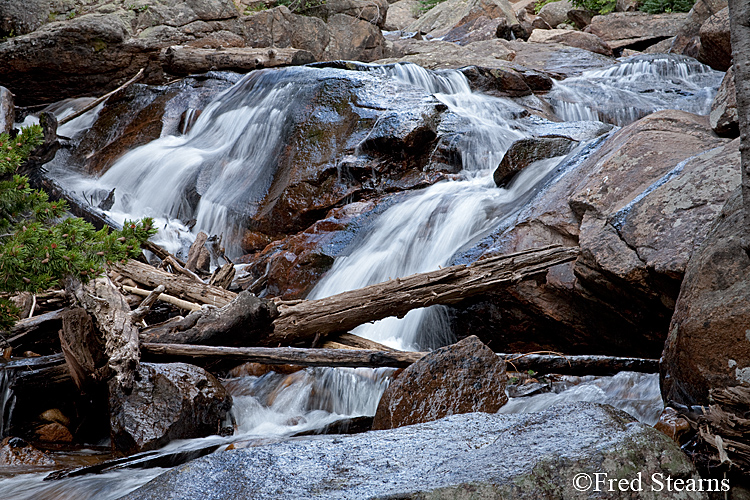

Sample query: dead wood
[320,333,396,352]
[123,285,202,312]
[161,46,316,75]
[58,308,109,391]
[58,69,144,126]
[185,232,208,273]
[209,263,235,289]
[500,352,659,376]
[4,308,65,346]
[64,276,141,391]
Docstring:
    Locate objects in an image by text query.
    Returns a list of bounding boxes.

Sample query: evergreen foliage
[0,126,155,330]
[639,0,694,13]
[570,0,617,15]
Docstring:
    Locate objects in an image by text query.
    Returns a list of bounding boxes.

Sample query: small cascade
[547,54,724,126]
[0,368,17,438]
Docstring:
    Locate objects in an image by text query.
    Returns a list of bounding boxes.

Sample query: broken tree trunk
[64,275,142,391]
[58,308,109,391]
[161,46,316,75]
[140,343,659,374]
[265,245,579,346]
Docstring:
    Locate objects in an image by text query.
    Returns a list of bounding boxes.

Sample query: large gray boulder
[661,188,750,406]
[406,0,518,37]
[528,28,613,56]
[109,362,233,455]
[584,12,689,50]
[243,6,330,60]
[698,6,731,71]
[709,65,738,137]
[537,0,573,28]
[122,403,706,500]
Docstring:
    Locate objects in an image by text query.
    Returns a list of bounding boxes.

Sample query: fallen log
[265,245,579,346]
[114,259,236,307]
[141,343,425,368]
[161,46,316,75]
[4,308,66,346]
[122,285,202,312]
[140,343,659,374]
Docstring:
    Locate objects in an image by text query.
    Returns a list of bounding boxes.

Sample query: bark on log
[140,343,659,374]
[266,245,579,346]
[729,0,750,250]
[185,232,208,273]
[64,276,141,391]
[114,259,236,307]
[58,308,109,391]
[320,333,396,352]
[141,343,425,368]
[140,291,278,346]
[209,263,235,289]
[161,46,317,75]
[123,285,202,312]
[5,308,65,346]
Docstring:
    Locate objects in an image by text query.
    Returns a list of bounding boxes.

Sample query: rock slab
[123,403,706,500]
[372,335,507,430]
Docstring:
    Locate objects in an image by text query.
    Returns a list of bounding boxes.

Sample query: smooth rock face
[301,0,389,28]
[528,28,613,56]
[505,40,615,77]
[371,336,507,430]
[661,189,750,406]
[453,110,737,358]
[493,135,577,187]
[537,0,573,28]
[406,0,518,37]
[709,65,738,137]
[698,6,731,71]
[123,403,705,500]
[109,362,233,455]
[324,13,385,62]
[584,12,689,50]
[243,6,330,60]
[380,38,516,69]
[383,0,420,30]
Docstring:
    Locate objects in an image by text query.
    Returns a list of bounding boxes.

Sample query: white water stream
[0,54,723,498]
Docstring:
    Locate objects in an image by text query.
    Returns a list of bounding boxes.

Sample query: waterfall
[0,368,17,438]
[547,54,723,126]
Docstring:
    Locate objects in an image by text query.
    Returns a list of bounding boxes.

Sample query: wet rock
[0,86,13,135]
[406,0,518,38]
[660,189,750,406]
[380,38,516,70]
[324,13,385,62]
[537,0,573,28]
[123,403,704,500]
[505,40,615,77]
[242,6,330,60]
[493,135,577,187]
[698,6,730,71]
[383,0,420,31]
[654,407,691,443]
[528,28,613,56]
[35,422,73,443]
[301,0,389,28]
[584,12,689,50]
[567,8,592,29]
[109,362,233,455]
[453,111,736,358]
[709,65,738,137]
[372,336,507,430]
[0,437,56,466]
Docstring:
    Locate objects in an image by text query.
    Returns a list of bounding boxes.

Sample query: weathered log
[140,291,278,346]
[123,285,202,312]
[209,263,235,289]
[185,232,208,274]
[114,259,236,307]
[5,308,65,346]
[5,353,72,392]
[500,352,659,376]
[162,255,203,283]
[140,342,659,374]
[141,343,425,368]
[58,68,144,126]
[265,245,579,346]
[161,46,316,76]
[58,308,109,391]
[321,333,396,352]
[64,276,141,390]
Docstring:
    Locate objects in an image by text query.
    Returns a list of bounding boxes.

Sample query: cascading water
[2,54,725,498]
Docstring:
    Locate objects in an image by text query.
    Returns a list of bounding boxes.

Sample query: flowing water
[1,54,723,498]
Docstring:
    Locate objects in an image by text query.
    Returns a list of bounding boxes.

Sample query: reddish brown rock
[35,422,73,443]
[710,65,738,137]
[698,6,731,71]
[654,407,691,443]
[372,336,507,430]
[493,135,577,187]
[660,189,750,406]
[528,28,613,56]
[584,12,689,50]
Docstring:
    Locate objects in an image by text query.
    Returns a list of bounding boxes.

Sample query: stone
[616,0,639,11]
[109,362,233,454]
[242,6,330,60]
[654,407,691,443]
[35,422,73,443]
[698,6,731,71]
[0,437,56,466]
[528,27,613,56]
[531,15,552,30]
[39,408,70,427]
[567,8,592,29]
[584,12,690,50]
[406,0,518,38]
[660,188,750,406]
[0,0,49,37]
[0,86,12,135]
[441,15,506,45]
[668,0,726,59]
[383,0,420,31]
[301,0,389,28]
[493,135,577,187]
[324,13,386,62]
[537,0,573,28]
[709,65,738,137]
[371,336,507,430]
[505,39,615,77]
[380,38,516,70]
[122,403,705,500]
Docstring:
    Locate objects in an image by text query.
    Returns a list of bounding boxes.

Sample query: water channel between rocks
[0,54,723,499]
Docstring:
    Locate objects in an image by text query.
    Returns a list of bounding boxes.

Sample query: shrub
[639,0,695,13]
[571,0,617,15]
